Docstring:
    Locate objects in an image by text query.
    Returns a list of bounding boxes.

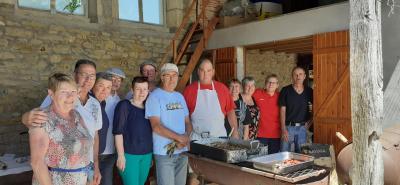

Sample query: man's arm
[184,116,192,137]
[227,110,239,138]
[21,108,48,128]
[148,116,189,144]
[305,90,314,129]
[177,116,193,149]
[280,106,288,142]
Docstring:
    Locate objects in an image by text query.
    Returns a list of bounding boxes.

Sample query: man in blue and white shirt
[145,63,192,185]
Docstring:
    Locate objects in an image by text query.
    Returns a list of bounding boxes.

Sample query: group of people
[22,57,312,185]
[226,67,313,154]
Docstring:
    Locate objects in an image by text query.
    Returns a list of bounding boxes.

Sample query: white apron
[191,82,226,140]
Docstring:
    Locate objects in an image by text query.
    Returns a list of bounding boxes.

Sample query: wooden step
[176,17,220,92]
[184,51,194,55]
[194,28,203,34]
[188,38,201,44]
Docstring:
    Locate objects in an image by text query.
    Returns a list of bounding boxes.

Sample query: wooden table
[187,153,329,185]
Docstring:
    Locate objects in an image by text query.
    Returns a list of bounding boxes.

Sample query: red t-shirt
[183,81,235,116]
[253,89,281,138]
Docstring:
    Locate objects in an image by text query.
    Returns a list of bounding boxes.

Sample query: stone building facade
[245,49,297,89]
[0,0,187,155]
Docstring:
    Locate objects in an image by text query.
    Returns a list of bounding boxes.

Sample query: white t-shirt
[102,94,120,154]
[40,95,103,161]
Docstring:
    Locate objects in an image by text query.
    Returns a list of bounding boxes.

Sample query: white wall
[207,2,349,49]
[235,47,245,80]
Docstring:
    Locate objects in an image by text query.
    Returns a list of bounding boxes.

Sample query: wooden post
[349,0,384,185]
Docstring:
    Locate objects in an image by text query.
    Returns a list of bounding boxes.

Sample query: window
[56,0,84,15]
[18,0,85,15]
[119,0,139,21]
[119,0,163,25]
[18,0,50,10]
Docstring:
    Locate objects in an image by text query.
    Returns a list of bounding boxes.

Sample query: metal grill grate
[275,167,326,183]
[285,168,318,178]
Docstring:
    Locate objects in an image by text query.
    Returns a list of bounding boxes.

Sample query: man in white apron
[183,58,239,140]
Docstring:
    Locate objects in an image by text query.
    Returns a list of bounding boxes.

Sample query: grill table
[187,153,329,185]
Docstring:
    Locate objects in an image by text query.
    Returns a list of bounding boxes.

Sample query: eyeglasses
[267,81,278,84]
[77,72,96,80]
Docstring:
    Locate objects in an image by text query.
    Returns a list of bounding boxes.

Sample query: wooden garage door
[313,30,352,154]
[214,47,236,85]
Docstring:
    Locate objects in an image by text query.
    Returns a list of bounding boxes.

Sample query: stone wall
[0,1,177,155]
[245,50,297,89]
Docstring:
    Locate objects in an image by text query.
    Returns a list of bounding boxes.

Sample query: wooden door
[313,30,352,155]
[214,47,236,85]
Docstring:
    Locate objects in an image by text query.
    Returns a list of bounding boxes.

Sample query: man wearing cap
[126,59,158,99]
[183,58,239,140]
[106,68,126,102]
[145,63,192,185]
[105,68,126,147]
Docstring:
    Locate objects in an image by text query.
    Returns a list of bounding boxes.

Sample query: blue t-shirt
[113,100,153,155]
[145,88,189,155]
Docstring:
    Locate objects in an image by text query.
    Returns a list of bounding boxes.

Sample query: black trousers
[99,154,116,185]
[257,137,281,154]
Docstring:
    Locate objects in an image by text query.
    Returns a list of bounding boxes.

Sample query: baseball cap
[105,68,126,79]
[160,63,179,75]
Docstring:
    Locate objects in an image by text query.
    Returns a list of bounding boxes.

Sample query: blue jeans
[99,154,116,185]
[281,126,307,153]
[154,154,188,185]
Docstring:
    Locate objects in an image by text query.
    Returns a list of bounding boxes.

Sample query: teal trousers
[118,153,152,185]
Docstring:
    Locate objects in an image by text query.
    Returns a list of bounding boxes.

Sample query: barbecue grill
[187,153,329,185]
[190,137,269,163]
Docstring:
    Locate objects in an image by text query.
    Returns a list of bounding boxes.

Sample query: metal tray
[190,138,268,163]
[249,152,314,174]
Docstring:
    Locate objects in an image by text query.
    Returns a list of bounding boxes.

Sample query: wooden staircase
[159,0,220,92]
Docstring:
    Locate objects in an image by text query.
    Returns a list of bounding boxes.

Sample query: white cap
[160,63,179,75]
[105,68,126,79]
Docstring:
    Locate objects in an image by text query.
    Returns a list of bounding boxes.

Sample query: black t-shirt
[278,85,313,123]
[113,100,153,155]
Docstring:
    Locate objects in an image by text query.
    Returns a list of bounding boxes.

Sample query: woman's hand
[117,154,126,172]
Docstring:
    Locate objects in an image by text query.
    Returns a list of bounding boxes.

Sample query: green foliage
[63,0,81,14]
